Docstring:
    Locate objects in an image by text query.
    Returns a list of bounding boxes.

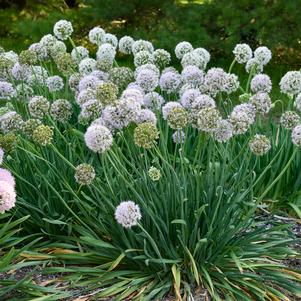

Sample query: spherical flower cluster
[180,89,201,109]
[84,124,113,153]
[194,48,211,64]
[46,75,64,92]
[97,43,116,62]
[49,41,67,59]
[96,82,118,105]
[132,40,154,55]
[79,58,97,75]
[159,71,182,94]
[78,75,101,92]
[292,125,301,147]
[89,27,105,45]
[29,96,50,119]
[136,109,157,125]
[148,166,161,181]
[143,92,165,110]
[40,34,57,50]
[0,168,15,187]
[0,81,15,100]
[134,122,159,149]
[181,65,204,87]
[76,88,96,107]
[22,119,42,138]
[250,92,272,115]
[29,42,48,61]
[280,111,300,129]
[12,63,31,81]
[201,68,227,96]
[71,46,89,63]
[251,74,272,93]
[175,42,193,59]
[254,46,272,66]
[229,104,256,135]
[115,201,142,228]
[53,20,73,40]
[134,51,154,67]
[0,133,17,153]
[249,134,271,156]
[172,130,185,144]
[135,64,160,79]
[167,107,188,129]
[121,88,144,104]
[79,99,102,125]
[0,180,16,213]
[0,111,23,134]
[197,107,222,132]
[223,73,240,94]
[162,102,182,120]
[55,53,76,76]
[90,70,109,81]
[109,67,134,91]
[181,51,207,70]
[213,119,233,143]
[99,106,124,131]
[118,36,134,54]
[50,99,72,123]
[280,71,301,95]
[245,58,263,74]
[104,33,118,48]
[153,49,171,68]
[32,125,53,146]
[117,97,141,126]
[136,69,158,92]
[233,43,252,64]
[19,49,38,65]
[74,163,96,185]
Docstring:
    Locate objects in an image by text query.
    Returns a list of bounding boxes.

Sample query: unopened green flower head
[74,163,96,185]
[32,125,53,146]
[109,67,134,91]
[134,122,159,149]
[249,134,271,156]
[55,53,76,76]
[0,133,17,153]
[239,93,251,102]
[19,49,38,65]
[167,107,188,129]
[22,119,42,138]
[96,82,119,105]
[148,166,161,181]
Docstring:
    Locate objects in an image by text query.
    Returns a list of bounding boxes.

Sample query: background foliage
[1,0,301,68]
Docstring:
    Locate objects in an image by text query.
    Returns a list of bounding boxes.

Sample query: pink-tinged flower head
[0,168,15,187]
[0,180,16,213]
[115,201,142,228]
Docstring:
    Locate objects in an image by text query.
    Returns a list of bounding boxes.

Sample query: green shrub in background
[1,0,301,68]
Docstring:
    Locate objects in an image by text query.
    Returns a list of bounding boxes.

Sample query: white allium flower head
[0,180,16,213]
[12,63,31,81]
[16,83,33,98]
[96,43,116,61]
[251,74,272,93]
[280,71,301,95]
[254,46,272,66]
[3,51,19,63]
[153,49,171,68]
[71,46,89,63]
[115,201,142,228]
[181,51,207,70]
[250,92,272,115]
[53,20,73,40]
[162,102,182,120]
[245,58,263,74]
[0,111,23,133]
[89,27,105,45]
[295,94,301,111]
[0,148,3,165]
[29,43,48,61]
[143,92,165,110]
[197,107,222,132]
[159,71,182,94]
[292,125,301,147]
[193,48,211,64]
[249,134,271,155]
[132,40,154,55]
[84,124,113,153]
[230,103,256,134]
[117,97,142,126]
[0,168,15,187]
[78,75,101,92]
[181,65,204,86]
[49,41,67,57]
[104,33,118,48]
[175,41,193,59]
[233,43,252,64]
[136,69,158,92]
[0,81,16,100]
[136,109,157,125]
[214,119,233,142]
[180,88,201,109]
[79,58,97,75]
[201,67,227,96]
[223,73,240,94]
[119,36,134,54]
[46,75,64,92]
[280,111,300,129]
[90,70,109,81]
[28,95,50,119]
[121,88,145,104]
[134,51,154,67]
[76,88,96,107]
[135,64,160,79]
